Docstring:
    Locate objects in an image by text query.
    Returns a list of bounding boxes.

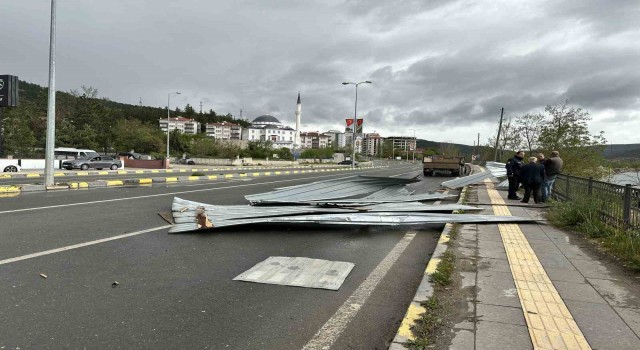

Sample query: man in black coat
[505,151,525,200]
[520,156,545,204]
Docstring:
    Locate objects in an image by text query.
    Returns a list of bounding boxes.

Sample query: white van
[54,147,99,160]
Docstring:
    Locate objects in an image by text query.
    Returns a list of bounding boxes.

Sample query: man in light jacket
[541,150,563,202]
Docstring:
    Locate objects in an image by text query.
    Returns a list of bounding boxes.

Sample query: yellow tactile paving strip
[485,179,591,350]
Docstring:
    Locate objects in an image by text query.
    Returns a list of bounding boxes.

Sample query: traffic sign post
[0,75,19,108]
[0,75,19,157]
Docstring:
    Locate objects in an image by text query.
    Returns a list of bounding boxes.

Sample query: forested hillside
[0,80,249,157]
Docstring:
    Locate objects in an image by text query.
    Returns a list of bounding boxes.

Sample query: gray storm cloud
[1,0,639,144]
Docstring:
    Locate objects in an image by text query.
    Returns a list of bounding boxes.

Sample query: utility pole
[494,107,504,162]
[44,0,57,187]
[477,132,480,160]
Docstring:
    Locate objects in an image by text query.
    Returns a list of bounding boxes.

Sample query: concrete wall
[123,158,165,169]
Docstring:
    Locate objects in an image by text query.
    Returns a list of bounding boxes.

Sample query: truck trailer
[422,155,465,176]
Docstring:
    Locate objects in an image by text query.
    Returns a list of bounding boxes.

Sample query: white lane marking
[303,231,416,350]
[0,225,171,266]
[0,168,409,215]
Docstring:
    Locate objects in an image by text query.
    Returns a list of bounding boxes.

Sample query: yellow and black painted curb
[0,166,381,194]
[0,164,350,179]
[389,171,471,348]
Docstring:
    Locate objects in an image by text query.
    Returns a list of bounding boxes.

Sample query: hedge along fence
[553,174,640,230]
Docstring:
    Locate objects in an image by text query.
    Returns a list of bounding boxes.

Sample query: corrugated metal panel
[245,176,420,204]
[233,256,354,290]
[441,163,507,189]
[441,171,494,189]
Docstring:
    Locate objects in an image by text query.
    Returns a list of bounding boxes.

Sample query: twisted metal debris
[441,162,507,189]
[168,175,536,233]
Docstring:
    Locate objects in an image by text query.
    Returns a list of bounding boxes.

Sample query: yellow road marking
[264,172,271,175]
[69,182,89,189]
[166,169,174,173]
[118,170,128,174]
[151,170,159,173]
[0,186,21,193]
[26,174,41,178]
[239,173,247,177]
[106,180,123,186]
[207,175,218,180]
[165,177,178,182]
[139,178,152,184]
[275,171,281,175]
[135,170,144,174]
[486,180,591,350]
[187,176,200,181]
[252,173,260,177]
[54,172,65,176]
[224,174,234,178]
[397,303,426,338]
[97,171,108,175]
[425,258,441,275]
[76,172,89,176]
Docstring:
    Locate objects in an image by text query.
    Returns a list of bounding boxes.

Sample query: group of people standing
[505,150,564,204]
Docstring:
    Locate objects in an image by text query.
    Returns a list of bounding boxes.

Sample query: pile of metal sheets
[168,175,537,233]
[441,162,507,189]
[169,197,484,233]
[245,176,420,204]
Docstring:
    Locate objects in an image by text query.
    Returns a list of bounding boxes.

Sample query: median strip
[1,165,384,193]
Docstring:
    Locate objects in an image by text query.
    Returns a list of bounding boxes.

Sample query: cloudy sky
[2,0,640,145]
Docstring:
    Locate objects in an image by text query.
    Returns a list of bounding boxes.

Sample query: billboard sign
[0,75,19,107]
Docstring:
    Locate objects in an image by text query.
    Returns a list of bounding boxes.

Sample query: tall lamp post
[166,91,181,161]
[44,0,57,187]
[342,81,372,168]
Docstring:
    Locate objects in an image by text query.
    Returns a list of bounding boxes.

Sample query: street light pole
[44,0,56,187]
[342,81,372,168]
[166,91,181,162]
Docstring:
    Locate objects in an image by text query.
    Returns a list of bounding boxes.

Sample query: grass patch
[430,250,455,287]
[405,249,457,349]
[405,297,443,349]
[448,223,460,240]
[547,196,640,270]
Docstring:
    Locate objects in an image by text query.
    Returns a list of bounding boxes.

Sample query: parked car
[178,158,196,165]
[1,159,21,172]
[338,160,358,166]
[62,156,122,170]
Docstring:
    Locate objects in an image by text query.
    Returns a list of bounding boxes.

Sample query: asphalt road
[0,164,459,350]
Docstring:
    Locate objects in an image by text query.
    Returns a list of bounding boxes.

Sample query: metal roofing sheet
[233,256,354,290]
[245,176,420,204]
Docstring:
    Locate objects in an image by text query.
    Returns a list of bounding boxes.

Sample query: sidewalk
[447,179,640,349]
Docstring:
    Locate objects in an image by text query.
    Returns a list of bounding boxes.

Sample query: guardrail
[553,174,640,230]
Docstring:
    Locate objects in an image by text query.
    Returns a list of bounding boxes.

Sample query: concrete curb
[389,168,474,349]
[0,166,384,194]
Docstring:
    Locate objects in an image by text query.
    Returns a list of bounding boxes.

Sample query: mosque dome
[252,115,281,125]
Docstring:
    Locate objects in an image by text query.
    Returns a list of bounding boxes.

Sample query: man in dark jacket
[520,156,545,204]
[541,150,563,202]
[505,151,525,200]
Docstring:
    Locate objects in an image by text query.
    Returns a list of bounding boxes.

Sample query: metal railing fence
[553,174,640,230]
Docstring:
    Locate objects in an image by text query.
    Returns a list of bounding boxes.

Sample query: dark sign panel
[0,75,19,107]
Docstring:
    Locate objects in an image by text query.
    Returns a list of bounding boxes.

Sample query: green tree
[276,147,294,160]
[538,101,606,176]
[2,107,38,157]
[516,112,544,154]
[112,119,164,154]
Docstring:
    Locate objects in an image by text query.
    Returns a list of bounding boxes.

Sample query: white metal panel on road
[233,256,355,290]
